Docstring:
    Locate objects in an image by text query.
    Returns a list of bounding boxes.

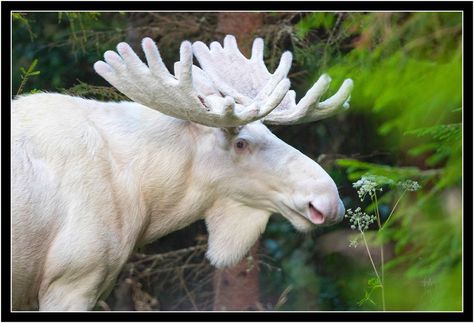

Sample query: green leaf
[336,158,437,182]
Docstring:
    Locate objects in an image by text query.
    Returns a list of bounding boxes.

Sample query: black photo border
[1,1,472,322]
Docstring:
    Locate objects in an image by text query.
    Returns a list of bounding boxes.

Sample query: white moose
[12,35,353,311]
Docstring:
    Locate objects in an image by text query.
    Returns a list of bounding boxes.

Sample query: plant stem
[373,193,386,311]
[16,76,27,96]
[360,231,381,283]
[381,190,406,231]
[373,193,382,229]
[376,189,409,310]
[380,247,385,311]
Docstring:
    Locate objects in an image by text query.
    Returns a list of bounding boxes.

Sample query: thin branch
[360,231,381,283]
[381,190,407,231]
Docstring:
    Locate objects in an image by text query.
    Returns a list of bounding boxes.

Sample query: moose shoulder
[12,35,352,311]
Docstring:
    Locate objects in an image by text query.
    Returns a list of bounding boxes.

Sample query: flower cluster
[345,207,376,232]
[349,237,360,248]
[398,179,421,192]
[352,176,382,201]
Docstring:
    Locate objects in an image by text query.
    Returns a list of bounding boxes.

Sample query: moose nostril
[309,203,325,224]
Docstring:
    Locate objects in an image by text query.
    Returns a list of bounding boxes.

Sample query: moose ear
[204,199,270,268]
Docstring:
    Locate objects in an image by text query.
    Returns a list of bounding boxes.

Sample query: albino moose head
[12,35,352,310]
[93,35,352,267]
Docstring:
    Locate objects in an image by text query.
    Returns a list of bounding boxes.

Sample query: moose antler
[192,35,353,125]
[94,38,290,128]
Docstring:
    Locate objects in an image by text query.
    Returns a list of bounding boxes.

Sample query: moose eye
[234,139,248,151]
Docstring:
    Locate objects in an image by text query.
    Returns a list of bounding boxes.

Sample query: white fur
[12,92,343,311]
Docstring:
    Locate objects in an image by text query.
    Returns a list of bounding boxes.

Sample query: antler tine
[192,34,353,126]
[193,35,293,107]
[94,37,289,128]
[263,75,354,125]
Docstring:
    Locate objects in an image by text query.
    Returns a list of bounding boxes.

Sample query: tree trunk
[212,12,265,311]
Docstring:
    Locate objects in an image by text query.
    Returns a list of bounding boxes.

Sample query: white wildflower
[352,177,380,201]
[345,207,376,232]
[349,237,359,248]
[398,180,421,192]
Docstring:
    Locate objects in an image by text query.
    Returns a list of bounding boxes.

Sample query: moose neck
[117,104,218,245]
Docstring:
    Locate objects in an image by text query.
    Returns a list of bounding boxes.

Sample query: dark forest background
[12,12,463,311]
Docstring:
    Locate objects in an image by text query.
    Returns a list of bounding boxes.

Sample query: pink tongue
[309,204,325,224]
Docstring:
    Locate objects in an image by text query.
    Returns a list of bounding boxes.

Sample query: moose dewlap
[12,35,352,311]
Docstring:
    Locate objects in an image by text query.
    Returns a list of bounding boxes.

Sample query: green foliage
[16,59,41,96]
[346,175,423,310]
[406,122,462,190]
[12,13,36,41]
[12,12,129,94]
[295,13,337,38]
[61,80,128,102]
[335,156,461,310]
[336,158,435,182]
[358,277,381,307]
[279,251,321,310]
[57,12,103,58]
[290,12,463,311]
[326,13,461,134]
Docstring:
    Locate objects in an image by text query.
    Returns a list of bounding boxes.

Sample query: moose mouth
[308,202,325,224]
[277,201,327,229]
